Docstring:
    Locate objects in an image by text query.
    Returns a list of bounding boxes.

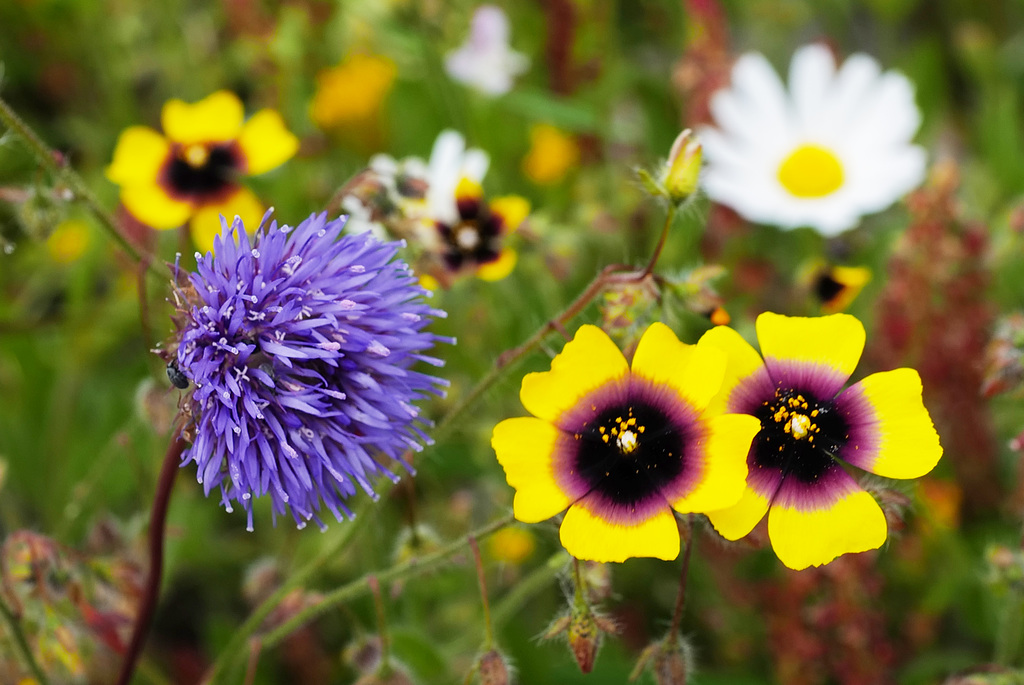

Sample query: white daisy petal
[788,43,836,131]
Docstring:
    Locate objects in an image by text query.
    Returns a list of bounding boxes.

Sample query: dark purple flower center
[751,387,850,485]
[438,196,503,271]
[568,399,686,508]
[163,142,242,200]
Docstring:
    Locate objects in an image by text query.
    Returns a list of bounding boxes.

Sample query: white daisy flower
[445,5,529,97]
[699,43,927,236]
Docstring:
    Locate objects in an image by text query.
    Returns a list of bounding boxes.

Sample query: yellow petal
[456,177,483,203]
[631,322,726,414]
[559,501,680,562]
[477,249,517,281]
[161,91,245,145]
[489,195,530,233]
[190,187,264,254]
[491,417,573,523]
[756,312,865,389]
[520,325,629,424]
[768,489,887,570]
[671,413,760,513]
[706,481,771,541]
[839,368,942,479]
[699,325,770,416]
[237,109,299,175]
[119,183,193,230]
[106,126,170,186]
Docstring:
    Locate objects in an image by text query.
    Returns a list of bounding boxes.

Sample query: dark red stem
[116,433,186,685]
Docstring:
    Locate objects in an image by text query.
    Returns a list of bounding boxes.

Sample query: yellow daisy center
[777,144,844,198]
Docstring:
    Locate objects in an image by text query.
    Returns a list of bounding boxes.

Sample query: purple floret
[173,212,449,530]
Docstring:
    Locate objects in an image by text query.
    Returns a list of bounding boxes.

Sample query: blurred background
[3,0,1024,683]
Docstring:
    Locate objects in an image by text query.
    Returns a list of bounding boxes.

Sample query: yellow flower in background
[106,91,298,253]
[522,124,580,185]
[492,323,760,562]
[310,53,397,130]
[812,264,872,313]
[46,219,90,264]
[488,527,536,564]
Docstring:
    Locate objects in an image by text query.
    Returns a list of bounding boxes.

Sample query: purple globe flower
[171,212,449,530]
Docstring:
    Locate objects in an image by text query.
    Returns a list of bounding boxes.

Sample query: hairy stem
[667,516,693,642]
[116,433,186,685]
[256,514,514,654]
[0,595,49,685]
[469,536,495,649]
[0,96,163,274]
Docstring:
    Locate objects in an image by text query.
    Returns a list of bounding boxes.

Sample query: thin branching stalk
[368,576,394,677]
[642,204,677,277]
[204,498,375,682]
[0,595,49,685]
[667,516,693,643]
[256,514,515,654]
[489,551,567,631]
[469,536,495,649]
[0,96,163,274]
[115,433,186,685]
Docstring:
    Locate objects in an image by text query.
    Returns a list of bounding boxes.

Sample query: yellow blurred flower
[311,53,397,130]
[522,124,579,185]
[106,90,298,253]
[46,219,90,264]
[488,527,536,564]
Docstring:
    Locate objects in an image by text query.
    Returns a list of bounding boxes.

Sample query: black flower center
[438,196,503,271]
[570,401,686,507]
[752,388,850,484]
[163,142,241,200]
[814,271,845,305]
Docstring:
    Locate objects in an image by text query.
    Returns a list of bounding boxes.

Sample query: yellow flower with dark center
[522,124,580,185]
[106,91,298,253]
[310,53,396,130]
[702,313,942,570]
[813,264,871,313]
[492,323,760,562]
[434,178,529,282]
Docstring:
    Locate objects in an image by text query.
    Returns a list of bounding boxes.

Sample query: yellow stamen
[777,144,844,198]
[617,429,639,454]
[183,144,210,168]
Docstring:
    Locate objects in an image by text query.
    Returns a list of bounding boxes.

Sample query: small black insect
[166,361,189,389]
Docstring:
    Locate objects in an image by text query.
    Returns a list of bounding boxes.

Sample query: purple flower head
[171,212,449,531]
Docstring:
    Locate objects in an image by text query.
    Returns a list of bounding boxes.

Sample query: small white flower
[445,5,529,97]
[699,43,926,236]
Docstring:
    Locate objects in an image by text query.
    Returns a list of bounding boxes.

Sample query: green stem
[469,536,494,649]
[642,204,677,277]
[256,514,514,655]
[0,596,50,685]
[368,577,393,677]
[204,500,374,683]
[490,551,567,630]
[0,96,164,276]
[667,516,693,643]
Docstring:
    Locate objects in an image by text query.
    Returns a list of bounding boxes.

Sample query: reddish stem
[116,432,186,685]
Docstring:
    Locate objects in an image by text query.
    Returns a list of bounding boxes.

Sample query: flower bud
[630,633,692,684]
[476,648,512,685]
[661,129,702,202]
